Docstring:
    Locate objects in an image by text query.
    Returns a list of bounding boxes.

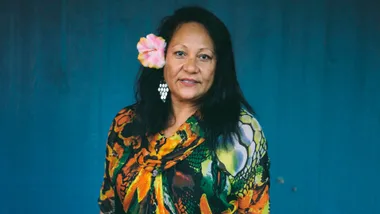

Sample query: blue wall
[1,0,379,213]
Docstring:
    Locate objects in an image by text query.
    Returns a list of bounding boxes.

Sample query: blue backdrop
[1,0,379,213]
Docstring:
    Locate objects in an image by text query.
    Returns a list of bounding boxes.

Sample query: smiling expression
[163,22,217,104]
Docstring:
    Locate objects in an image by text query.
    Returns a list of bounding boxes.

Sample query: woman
[98,6,270,214]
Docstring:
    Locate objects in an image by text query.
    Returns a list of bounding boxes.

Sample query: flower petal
[136,34,166,69]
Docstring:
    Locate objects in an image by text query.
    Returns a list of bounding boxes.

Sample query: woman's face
[164,22,216,104]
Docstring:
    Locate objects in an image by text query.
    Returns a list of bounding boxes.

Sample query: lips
[179,78,200,87]
[179,78,200,84]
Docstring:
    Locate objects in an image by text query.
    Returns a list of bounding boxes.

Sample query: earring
[158,80,169,103]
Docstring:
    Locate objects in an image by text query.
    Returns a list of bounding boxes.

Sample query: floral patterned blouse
[98,105,270,214]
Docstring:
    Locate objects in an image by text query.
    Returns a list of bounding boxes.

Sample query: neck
[170,98,198,126]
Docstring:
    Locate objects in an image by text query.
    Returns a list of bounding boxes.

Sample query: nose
[183,57,198,73]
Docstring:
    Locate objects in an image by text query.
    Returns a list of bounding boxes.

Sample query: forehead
[169,22,214,49]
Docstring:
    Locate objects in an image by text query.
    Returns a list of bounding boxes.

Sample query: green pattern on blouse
[98,105,270,214]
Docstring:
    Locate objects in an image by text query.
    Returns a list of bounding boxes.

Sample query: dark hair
[134,6,254,148]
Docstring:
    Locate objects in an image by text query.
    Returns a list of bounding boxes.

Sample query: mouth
[179,78,200,84]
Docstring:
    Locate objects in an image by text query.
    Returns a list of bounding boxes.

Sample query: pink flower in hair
[137,34,166,69]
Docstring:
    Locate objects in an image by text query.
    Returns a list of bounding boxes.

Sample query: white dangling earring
[158,80,169,103]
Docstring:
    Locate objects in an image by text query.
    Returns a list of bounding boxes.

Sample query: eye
[199,54,212,61]
[174,51,186,57]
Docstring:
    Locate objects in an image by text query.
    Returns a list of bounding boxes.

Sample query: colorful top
[98,105,270,214]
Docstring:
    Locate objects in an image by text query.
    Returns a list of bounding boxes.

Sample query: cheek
[163,63,176,81]
[202,67,216,83]
[199,61,216,78]
[164,58,183,79]
[207,70,216,80]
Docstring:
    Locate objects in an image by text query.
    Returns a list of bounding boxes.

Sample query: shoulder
[239,107,263,133]
[216,107,267,177]
[106,104,139,142]
[238,108,266,150]
[106,104,139,151]
[110,104,137,128]
[114,103,137,117]
[238,107,267,160]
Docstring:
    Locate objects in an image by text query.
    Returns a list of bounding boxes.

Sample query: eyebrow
[199,48,215,54]
[171,44,215,53]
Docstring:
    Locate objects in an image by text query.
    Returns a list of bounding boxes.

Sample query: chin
[178,96,198,102]
[175,93,199,102]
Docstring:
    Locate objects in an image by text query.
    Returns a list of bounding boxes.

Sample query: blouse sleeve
[218,111,270,214]
[235,138,270,213]
[98,119,117,213]
[98,108,132,213]
[234,114,270,214]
